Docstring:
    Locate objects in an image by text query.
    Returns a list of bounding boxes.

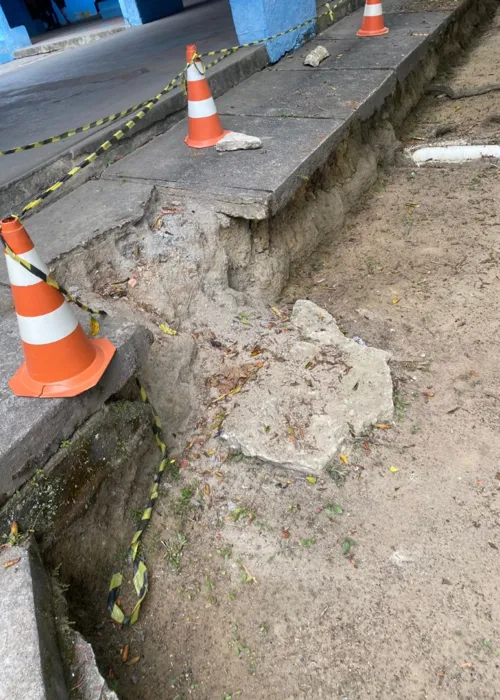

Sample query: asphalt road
[0,0,237,188]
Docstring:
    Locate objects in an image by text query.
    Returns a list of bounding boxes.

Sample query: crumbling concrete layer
[0,316,153,504]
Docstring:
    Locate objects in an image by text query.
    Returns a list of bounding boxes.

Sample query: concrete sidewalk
[0,0,239,189]
[0,0,347,208]
[102,7,455,218]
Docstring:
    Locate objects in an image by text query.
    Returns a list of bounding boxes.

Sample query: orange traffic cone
[184,44,230,148]
[357,0,389,36]
[2,217,116,398]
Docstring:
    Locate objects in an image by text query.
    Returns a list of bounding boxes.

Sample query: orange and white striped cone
[357,0,389,36]
[184,44,230,148]
[2,217,116,398]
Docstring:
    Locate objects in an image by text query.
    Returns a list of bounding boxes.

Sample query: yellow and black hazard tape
[17,68,186,217]
[2,0,346,163]
[107,378,176,625]
[0,100,158,158]
[1,222,173,626]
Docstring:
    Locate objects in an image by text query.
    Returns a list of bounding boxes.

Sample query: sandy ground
[61,8,500,700]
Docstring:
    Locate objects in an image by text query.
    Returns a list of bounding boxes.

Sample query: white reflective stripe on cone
[187,96,217,118]
[5,247,50,287]
[17,301,78,345]
[363,4,383,15]
[186,63,206,81]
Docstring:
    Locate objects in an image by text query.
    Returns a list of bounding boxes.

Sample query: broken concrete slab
[0,180,154,288]
[0,313,153,504]
[104,114,347,218]
[303,45,330,67]
[216,68,395,121]
[0,539,67,700]
[273,12,450,82]
[216,131,263,151]
[223,300,393,473]
[67,632,119,700]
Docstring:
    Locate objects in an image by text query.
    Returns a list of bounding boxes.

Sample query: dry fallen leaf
[282,528,290,539]
[389,466,399,473]
[89,317,100,337]
[392,297,401,305]
[159,323,177,336]
[460,662,473,669]
[120,645,129,663]
[339,454,348,465]
[422,391,435,399]
[250,345,264,356]
[375,423,391,430]
[306,476,317,484]
[271,306,286,320]
[3,557,21,569]
[127,656,141,666]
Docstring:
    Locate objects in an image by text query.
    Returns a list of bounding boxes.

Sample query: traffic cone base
[2,216,116,399]
[184,44,230,148]
[185,125,231,149]
[10,336,115,398]
[357,0,388,36]
[357,25,388,36]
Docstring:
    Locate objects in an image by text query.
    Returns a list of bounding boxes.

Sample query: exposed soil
[52,7,500,700]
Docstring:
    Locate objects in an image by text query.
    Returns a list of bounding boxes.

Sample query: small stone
[303,45,330,67]
[216,132,262,152]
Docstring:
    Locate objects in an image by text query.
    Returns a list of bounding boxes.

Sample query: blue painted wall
[118,0,182,26]
[0,3,31,63]
[228,0,317,63]
[1,0,43,36]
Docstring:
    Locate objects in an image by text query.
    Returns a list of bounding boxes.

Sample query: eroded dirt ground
[64,9,500,700]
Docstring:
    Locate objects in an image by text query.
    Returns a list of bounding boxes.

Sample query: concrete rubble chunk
[68,632,119,700]
[223,300,393,473]
[0,539,67,699]
[303,45,330,67]
[216,131,263,152]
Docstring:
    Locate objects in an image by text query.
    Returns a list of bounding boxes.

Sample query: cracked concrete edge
[0,538,68,700]
[0,320,153,504]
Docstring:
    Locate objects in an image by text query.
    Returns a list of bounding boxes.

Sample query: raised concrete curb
[0,0,365,218]
[0,45,268,218]
[14,26,127,59]
[0,315,153,504]
[0,179,154,288]
[0,539,67,699]
[100,1,485,219]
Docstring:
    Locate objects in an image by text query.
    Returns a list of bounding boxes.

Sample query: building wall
[229,0,316,63]
[118,0,182,26]
[1,0,43,36]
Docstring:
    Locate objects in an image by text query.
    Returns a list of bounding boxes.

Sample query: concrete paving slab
[0,180,154,288]
[0,313,153,503]
[0,0,254,192]
[273,12,451,81]
[0,539,67,699]
[104,114,347,217]
[216,68,395,121]
[223,300,393,472]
